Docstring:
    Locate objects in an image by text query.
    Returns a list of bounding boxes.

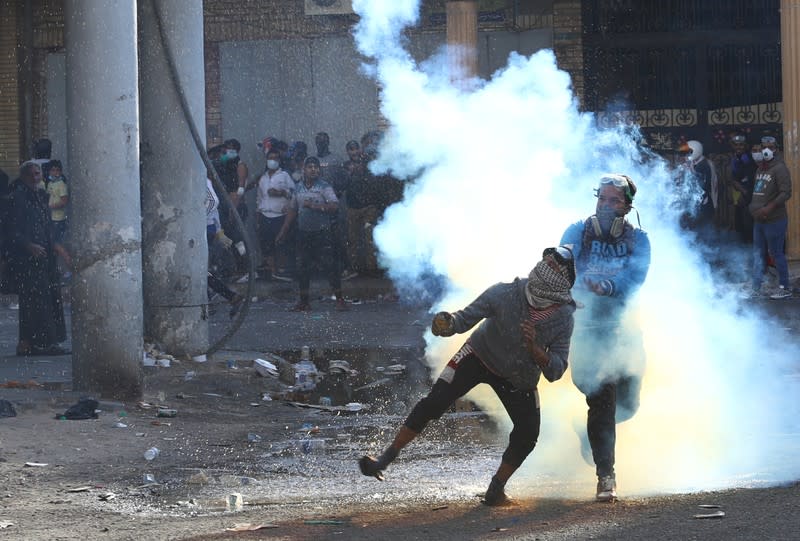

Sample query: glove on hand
[431,311,455,336]
[215,230,233,249]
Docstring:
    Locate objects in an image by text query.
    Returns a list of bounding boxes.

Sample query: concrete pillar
[446,1,478,82]
[781,0,800,258]
[138,0,209,356]
[64,0,143,400]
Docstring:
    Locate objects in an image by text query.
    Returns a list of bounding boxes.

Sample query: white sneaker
[596,475,617,502]
[770,286,792,300]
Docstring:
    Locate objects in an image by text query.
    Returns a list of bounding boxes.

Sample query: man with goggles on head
[560,173,651,502]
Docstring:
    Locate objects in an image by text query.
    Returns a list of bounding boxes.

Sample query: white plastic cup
[143,447,160,461]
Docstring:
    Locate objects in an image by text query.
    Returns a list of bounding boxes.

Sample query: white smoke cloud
[352,0,800,496]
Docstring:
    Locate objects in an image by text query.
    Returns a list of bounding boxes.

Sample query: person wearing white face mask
[747,136,793,299]
[682,140,718,228]
[255,148,294,282]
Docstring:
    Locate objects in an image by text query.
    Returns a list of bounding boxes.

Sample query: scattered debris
[698,504,721,509]
[142,474,156,484]
[285,401,369,414]
[57,397,99,420]
[693,510,725,519]
[247,433,262,443]
[0,400,16,418]
[98,493,116,502]
[66,486,92,493]
[491,526,509,532]
[0,380,42,390]
[303,519,345,525]
[157,408,177,418]
[432,505,448,511]
[24,462,48,468]
[300,439,326,454]
[225,523,278,532]
[113,422,128,429]
[187,471,210,485]
[254,358,279,378]
[0,521,13,529]
[227,493,244,512]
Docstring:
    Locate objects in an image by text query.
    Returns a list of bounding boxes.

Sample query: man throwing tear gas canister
[359,247,577,506]
[560,173,651,502]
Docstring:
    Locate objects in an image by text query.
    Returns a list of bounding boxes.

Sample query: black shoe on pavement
[482,477,511,506]
[358,455,385,481]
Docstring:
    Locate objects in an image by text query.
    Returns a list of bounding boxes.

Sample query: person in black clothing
[345,153,383,275]
[729,134,758,244]
[7,162,70,356]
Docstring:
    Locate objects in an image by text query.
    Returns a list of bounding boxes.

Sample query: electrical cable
[151,0,256,355]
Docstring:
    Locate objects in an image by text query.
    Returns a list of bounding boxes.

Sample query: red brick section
[552,0,584,109]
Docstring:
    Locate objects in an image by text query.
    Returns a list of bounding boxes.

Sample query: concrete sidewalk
[0,274,430,392]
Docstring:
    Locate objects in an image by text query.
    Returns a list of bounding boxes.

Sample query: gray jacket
[450,279,576,391]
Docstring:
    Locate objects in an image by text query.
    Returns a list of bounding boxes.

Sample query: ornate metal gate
[582,0,781,153]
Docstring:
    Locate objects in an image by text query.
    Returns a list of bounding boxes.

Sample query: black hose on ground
[151,0,256,356]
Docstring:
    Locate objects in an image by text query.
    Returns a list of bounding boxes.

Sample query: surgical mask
[226,150,238,159]
[266,159,279,170]
[752,151,764,163]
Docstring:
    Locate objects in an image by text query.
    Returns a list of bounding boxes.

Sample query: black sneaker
[358,455,385,481]
[482,478,511,506]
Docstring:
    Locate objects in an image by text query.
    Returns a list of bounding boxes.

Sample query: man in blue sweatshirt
[560,174,651,502]
[359,247,577,506]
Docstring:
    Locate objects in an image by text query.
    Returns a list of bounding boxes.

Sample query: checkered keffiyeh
[525,259,574,307]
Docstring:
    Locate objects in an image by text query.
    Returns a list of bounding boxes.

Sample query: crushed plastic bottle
[143,447,160,461]
[295,345,319,391]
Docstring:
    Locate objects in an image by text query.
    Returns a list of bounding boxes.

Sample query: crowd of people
[0,128,793,508]
[206,130,403,311]
[676,133,793,299]
[0,139,70,356]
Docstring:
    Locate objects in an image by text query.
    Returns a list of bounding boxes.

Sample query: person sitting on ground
[359,247,577,506]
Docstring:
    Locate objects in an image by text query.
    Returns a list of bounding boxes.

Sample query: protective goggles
[598,174,633,202]
[761,136,777,145]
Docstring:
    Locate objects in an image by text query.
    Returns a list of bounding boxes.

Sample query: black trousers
[296,229,341,293]
[585,374,641,478]
[404,351,540,469]
[14,255,66,347]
